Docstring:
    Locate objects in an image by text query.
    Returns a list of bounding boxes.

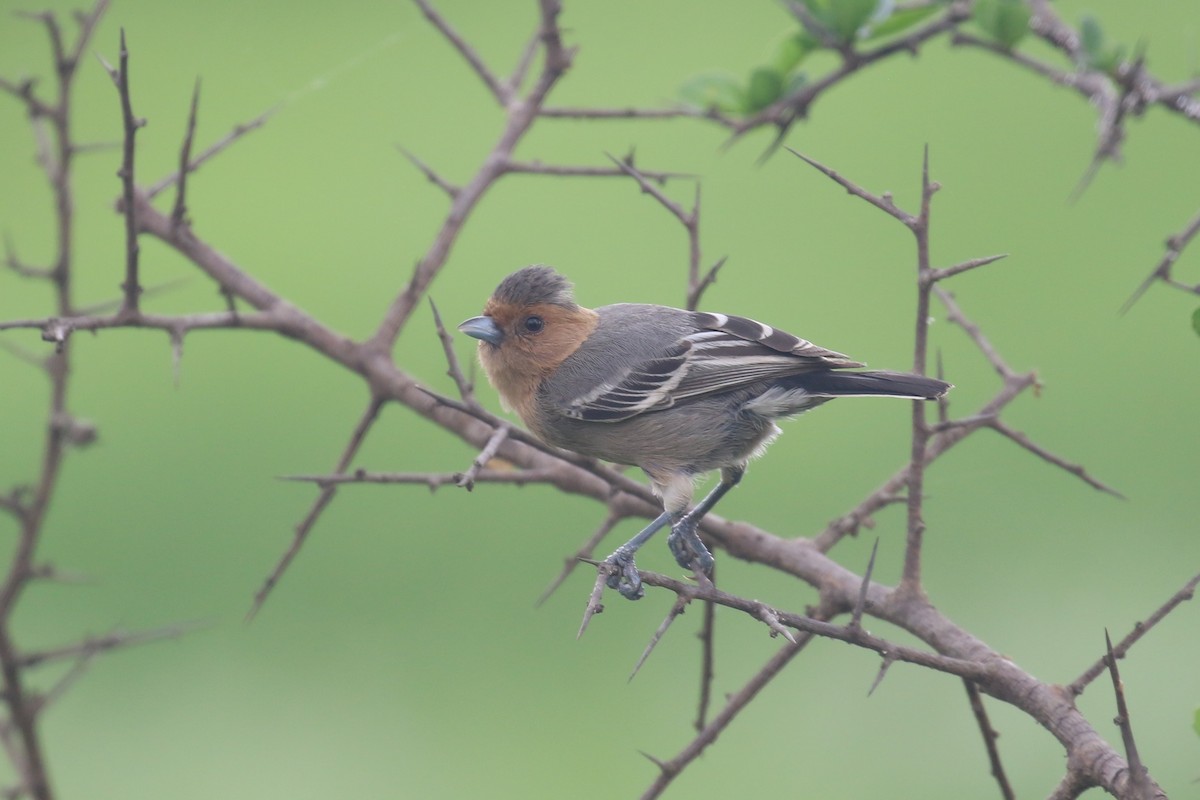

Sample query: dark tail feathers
[785,370,951,400]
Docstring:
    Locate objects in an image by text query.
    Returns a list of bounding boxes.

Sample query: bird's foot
[667,519,714,575]
[601,547,645,600]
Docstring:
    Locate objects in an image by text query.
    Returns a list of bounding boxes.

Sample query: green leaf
[744,67,785,113]
[1191,307,1200,338]
[863,4,942,41]
[1080,16,1104,59]
[801,0,881,45]
[771,30,820,73]
[678,72,744,113]
[972,0,1031,49]
[1078,15,1125,73]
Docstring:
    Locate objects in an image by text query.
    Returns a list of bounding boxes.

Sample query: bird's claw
[602,548,645,600]
[667,521,714,575]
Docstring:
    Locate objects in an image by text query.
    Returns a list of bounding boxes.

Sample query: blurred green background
[2,1,1198,797]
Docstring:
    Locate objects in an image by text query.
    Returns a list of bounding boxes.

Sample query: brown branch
[428,297,480,408]
[0,309,285,340]
[505,28,540,95]
[0,4,110,797]
[729,5,970,144]
[693,588,717,732]
[540,105,720,122]
[413,0,507,104]
[281,467,561,489]
[1103,631,1154,799]
[397,146,461,198]
[629,596,689,681]
[109,29,142,315]
[934,286,1018,380]
[17,623,195,670]
[787,147,917,227]
[504,160,691,184]
[964,679,1015,800]
[2,235,52,280]
[1070,570,1200,696]
[607,569,991,681]
[988,419,1123,498]
[605,151,693,226]
[604,154,718,310]
[145,108,274,200]
[900,147,937,591]
[927,253,1008,283]
[367,0,575,351]
[639,633,813,799]
[1122,205,1200,313]
[687,255,727,312]
[456,423,510,490]
[850,538,880,629]
[248,396,386,619]
[536,510,624,607]
[577,565,609,639]
[170,79,200,228]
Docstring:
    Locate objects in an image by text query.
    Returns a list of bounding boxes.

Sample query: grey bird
[459,265,951,598]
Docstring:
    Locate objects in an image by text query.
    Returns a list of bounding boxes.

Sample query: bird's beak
[457,315,504,346]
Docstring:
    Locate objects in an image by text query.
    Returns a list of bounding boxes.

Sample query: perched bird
[459,265,951,599]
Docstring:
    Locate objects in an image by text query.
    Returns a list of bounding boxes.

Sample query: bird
[458,265,951,599]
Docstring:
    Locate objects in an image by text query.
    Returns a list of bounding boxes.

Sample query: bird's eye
[522,315,545,334]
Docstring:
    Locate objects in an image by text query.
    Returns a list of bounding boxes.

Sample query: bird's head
[458,266,598,413]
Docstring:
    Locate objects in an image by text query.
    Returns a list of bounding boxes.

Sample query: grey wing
[668,312,863,399]
[561,311,863,422]
[561,338,693,421]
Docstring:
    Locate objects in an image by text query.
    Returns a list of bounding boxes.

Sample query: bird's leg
[667,466,745,574]
[602,510,676,600]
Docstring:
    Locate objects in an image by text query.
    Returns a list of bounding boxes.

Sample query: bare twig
[1103,630,1153,799]
[605,151,693,225]
[1070,570,1200,695]
[627,570,989,681]
[397,146,461,198]
[541,105,725,123]
[367,0,575,351]
[577,564,610,639]
[109,29,142,315]
[457,423,510,490]
[18,623,196,670]
[0,4,110,797]
[934,286,1018,381]
[639,635,813,799]
[850,538,880,629]
[170,79,200,228]
[145,108,274,200]
[413,0,508,104]
[604,154,719,311]
[429,297,480,408]
[249,396,387,619]
[988,419,1123,498]
[1122,206,1200,313]
[927,253,1008,283]
[787,147,916,227]
[504,160,690,183]
[536,510,624,607]
[694,579,716,731]
[964,679,1015,800]
[629,597,689,681]
[866,653,896,696]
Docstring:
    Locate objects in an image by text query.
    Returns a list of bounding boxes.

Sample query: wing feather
[561,312,862,422]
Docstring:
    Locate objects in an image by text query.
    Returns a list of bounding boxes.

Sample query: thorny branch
[1,1,1196,799]
[0,4,119,799]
